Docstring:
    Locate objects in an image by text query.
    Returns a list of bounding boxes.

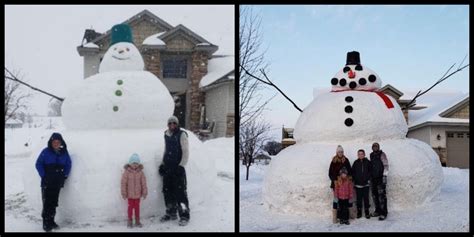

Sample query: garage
[446,131,470,168]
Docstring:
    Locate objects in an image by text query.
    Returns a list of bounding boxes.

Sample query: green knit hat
[110,24,133,45]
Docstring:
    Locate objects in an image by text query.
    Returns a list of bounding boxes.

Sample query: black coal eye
[355,64,363,71]
[359,78,367,85]
[339,78,347,86]
[343,66,350,73]
[331,78,338,85]
[349,81,357,89]
[368,74,377,82]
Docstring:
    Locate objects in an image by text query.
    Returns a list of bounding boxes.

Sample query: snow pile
[83,42,99,48]
[295,91,407,143]
[263,139,443,217]
[99,42,144,73]
[61,71,174,130]
[202,137,234,178]
[199,56,234,88]
[142,33,166,46]
[23,129,216,222]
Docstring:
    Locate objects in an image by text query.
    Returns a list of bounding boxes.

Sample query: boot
[43,219,53,232]
[379,215,386,221]
[371,211,380,217]
[345,220,350,225]
[160,214,177,222]
[365,209,370,219]
[178,218,188,226]
[356,208,362,219]
[127,219,133,228]
[135,218,142,228]
[51,221,59,230]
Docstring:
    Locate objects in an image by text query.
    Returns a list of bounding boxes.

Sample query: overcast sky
[244,5,469,140]
[5,5,234,116]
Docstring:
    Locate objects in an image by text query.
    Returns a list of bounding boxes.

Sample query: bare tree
[4,69,30,127]
[239,6,274,180]
[263,140,282,156]
[48,99,63,116]
[240,118,271,180]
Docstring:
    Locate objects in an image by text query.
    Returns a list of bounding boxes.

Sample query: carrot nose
[118,49,124,54]
[348,70,356,78]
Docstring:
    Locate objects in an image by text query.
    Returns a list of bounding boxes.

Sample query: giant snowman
[263,51,443,217]
[24,24,216,222]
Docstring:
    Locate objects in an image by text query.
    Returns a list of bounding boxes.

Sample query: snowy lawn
[5,127,234,232]
[240,164,469,232]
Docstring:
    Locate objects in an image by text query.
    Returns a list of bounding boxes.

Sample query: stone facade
[226,113,235,137]
[189,51,209,132]
[448,103,469,119]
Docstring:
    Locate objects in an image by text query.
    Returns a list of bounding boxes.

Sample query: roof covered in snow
[200,55,235,88]
[142,32,167,46]
[6,119,23,124]
[405,90,469,129]
[83,42,99,48]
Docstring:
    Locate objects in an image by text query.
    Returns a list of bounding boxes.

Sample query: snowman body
[263,52,443,217]
[24,28,216,221]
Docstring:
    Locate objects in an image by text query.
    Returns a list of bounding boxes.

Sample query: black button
[368,74,376,82]
[345,118,354,127]
[345,96,353,102]
[331,78,338,85]
[339,78,347,86]
[349,81,357,89]
[359,78,367,85]
[345,106,353,113]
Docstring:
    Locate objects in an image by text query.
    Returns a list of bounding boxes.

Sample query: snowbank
[202,137,234,178]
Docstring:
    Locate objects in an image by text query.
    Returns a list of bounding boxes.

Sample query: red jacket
[335,179,353,200]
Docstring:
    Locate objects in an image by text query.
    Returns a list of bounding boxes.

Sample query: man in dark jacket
[35,133,72,232]
[369,142,389,220]
[159,116,190,226]
[351,149,371,219]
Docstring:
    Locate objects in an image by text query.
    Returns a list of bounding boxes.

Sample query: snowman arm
[381,152,389,176]
[179,132,189,167]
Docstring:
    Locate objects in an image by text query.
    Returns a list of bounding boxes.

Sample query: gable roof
[380,84,404,99]
[200,55,234,88]
[407,91,469,130]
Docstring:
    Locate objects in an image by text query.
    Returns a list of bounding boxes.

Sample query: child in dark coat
[352,149,372,219]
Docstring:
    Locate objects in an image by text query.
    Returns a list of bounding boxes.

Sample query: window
[467,133,470,138]
[457,133,464,138]
[163,58,187,78]
[447,133,454,138]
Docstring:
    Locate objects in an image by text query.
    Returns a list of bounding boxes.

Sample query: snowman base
[262,138,443,218]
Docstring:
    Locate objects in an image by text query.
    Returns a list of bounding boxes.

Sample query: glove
[332,197,338,209]
[158,164,165,176]
[64,175,68,180]
[382,176,387,185]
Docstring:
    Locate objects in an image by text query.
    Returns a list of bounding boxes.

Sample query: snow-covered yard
[240,164,469,232]
[5,126,234,232]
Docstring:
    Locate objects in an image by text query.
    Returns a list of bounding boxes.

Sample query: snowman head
[99,24,144,73]
[330,51,382,91]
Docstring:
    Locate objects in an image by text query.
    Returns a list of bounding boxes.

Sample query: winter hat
[336,145,344,153]
[372,142,380,149]
[48,132,67,151]
[339,167,348,175]
[167,115,179,125]
[110,24,134,46]
[128,153,141,164]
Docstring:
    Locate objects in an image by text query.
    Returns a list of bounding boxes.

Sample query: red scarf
[331,89,394,109]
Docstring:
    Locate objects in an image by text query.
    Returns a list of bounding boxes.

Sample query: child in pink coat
[121,153,147,228]
[334,167,354,225]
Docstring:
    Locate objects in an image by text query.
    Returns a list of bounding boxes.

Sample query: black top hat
[346,51,361,65]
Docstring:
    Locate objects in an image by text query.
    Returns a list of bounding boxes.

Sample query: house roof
[200,55,235,88]
[406,91,469,130]
[379,84,404,99]
[6,119,23,124]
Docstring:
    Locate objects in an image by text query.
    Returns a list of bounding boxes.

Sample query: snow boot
[127,219,133,228]
[357,208,362,219]
[379,215,386,221]
[365,209,370,219]
[178,219,188,226]
[345,220,350,225]
[160,214,177,222]
[339,219,344,225]
[51,221,59,230]
[135,218,142,228]
[371,211,380,217]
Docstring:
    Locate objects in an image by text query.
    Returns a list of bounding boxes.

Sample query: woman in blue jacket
[35,132,72,232]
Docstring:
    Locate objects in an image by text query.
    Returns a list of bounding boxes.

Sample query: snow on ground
[240,164,469,232]
[5,124,234,232]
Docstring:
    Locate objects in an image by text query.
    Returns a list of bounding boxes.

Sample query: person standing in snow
[328,145,352,223]
[35,133,72,232]
[158,115,190,226]
[369,142,389,220]
[121,153,148,228]
[334,167,354,225]
[351,149,372,219]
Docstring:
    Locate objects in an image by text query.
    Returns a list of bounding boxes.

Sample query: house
[281,126,296,149]
[199,55,235,138]
[76,9,234,137]
[5,119,23,129]
[401,91,469,168]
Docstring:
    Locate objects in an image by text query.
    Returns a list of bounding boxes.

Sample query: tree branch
[5,67,64,102]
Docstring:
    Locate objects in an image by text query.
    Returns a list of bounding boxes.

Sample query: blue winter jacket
[35,133,72,188]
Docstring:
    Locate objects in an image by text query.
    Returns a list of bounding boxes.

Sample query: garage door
[446,131,470,168]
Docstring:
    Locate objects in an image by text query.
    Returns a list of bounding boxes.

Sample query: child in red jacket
[334,167,354,225]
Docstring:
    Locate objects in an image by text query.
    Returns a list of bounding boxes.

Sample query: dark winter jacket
[328,156,352,189]
[351,158,371,187]
[370,150,389,179]
[162,128,189,168]
[35,133,72,188]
